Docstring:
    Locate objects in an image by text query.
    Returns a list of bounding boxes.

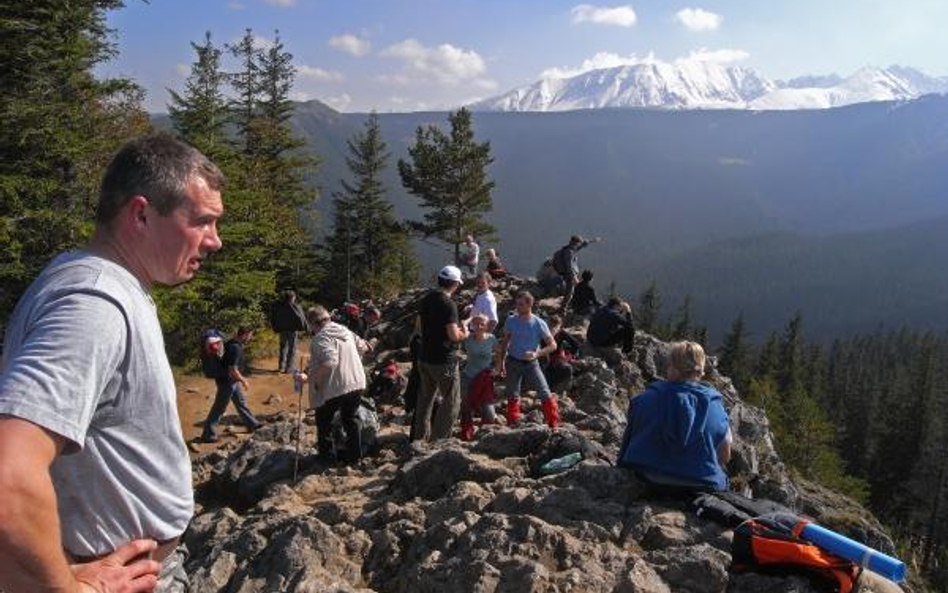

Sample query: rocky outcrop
[184,275,903,592]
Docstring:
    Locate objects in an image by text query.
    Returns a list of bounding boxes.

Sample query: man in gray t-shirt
[0,134,224,593]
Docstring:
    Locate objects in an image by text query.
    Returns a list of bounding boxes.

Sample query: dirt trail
[176,339,311,453]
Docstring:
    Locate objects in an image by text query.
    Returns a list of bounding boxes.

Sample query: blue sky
[101,0,948,113]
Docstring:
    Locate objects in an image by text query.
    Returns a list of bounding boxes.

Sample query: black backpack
[552,245,572,276]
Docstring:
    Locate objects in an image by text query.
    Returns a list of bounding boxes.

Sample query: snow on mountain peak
[472,62,948,112]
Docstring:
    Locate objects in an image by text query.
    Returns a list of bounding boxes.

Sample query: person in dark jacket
[270,290,308,373]
[617,341,731,492]
[553,235,600,312]
[570,269,601,317]
[585,297,635,366]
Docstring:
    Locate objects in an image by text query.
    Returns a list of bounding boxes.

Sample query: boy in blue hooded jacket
[618,341,732,491]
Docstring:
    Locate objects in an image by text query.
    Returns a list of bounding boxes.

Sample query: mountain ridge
[472,63,948,112]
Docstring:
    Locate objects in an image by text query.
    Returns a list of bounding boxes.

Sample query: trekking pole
[292,354,305,483]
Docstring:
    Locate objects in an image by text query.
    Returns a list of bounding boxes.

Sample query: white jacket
[309,321,368,408]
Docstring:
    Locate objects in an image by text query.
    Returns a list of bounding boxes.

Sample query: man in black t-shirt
[412,265,469,441]
[201,326,261,442]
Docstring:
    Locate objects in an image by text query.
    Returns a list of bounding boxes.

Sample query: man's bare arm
[0,416,160,593]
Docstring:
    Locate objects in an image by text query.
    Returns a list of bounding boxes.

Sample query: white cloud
[259,0,296,7]
[570,4,637,27]
[227,2,246,10]
[675,8,723,31]
[325,93,353,111]
[329,34,371,57]
[297,64,344,82]
[677,47,748,64]
[541,48,749,79]
[541,51,656,79]
[290,91,312,102]
[175,63,190,77]
[380,38,495,88]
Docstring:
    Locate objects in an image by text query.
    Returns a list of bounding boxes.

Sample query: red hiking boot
[460,418,475,441]
[541,396,560,429]
[505,398,521,425]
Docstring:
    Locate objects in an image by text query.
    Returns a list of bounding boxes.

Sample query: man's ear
[126,195,149,231]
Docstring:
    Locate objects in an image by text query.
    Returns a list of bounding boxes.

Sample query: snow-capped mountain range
[471,63,948,112]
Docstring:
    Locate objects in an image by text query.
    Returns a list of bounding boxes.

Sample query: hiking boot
[541,396,559,429]
[200,434,219,444]
[460,419,475,441]
[505,398,521,425]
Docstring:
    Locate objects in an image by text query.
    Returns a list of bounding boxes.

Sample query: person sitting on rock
[459,314,500,440]
[570,269,601,317]
[543,315,582,394]
[496,291,559,428]
[485,248,507,279]
[457,234,480,280]
[536,258,563,297]
[305,305,372,463]
[584,297,635,366]
[617,341,731,492]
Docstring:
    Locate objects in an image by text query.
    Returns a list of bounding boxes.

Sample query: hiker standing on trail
[201,326,262,443]
[305,306,371,463]
[457,234,480,279]
[270,289,308,373]
[459,314,500,440]
[469,272,499,332]
[412,265,469,442]
[617,341,731,491]
[552,235,600,312]
[496,291,560,428]
[0,134,223,593]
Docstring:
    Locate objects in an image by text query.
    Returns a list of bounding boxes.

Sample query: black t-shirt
[222,339,246,382]
[419,289,460,364]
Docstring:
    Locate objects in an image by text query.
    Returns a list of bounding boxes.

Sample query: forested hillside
[291,98,948,340]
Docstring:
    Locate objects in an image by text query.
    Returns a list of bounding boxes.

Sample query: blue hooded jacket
[618,380,730,491]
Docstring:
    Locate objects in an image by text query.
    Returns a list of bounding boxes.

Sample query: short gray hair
[96,133,224,227]
[306,305,331,325]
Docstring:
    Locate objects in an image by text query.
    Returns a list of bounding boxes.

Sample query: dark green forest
[0,2,495,364]
[4,2,948,591]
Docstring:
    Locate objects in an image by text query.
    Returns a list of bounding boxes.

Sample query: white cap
[438,265,463,283]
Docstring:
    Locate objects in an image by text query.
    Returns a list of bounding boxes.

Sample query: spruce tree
[398,107,495,261]
[672,295,693,339]
[323,113,419,303]
[635,281,661,335]
[718,313,751,392]
[0,1,150,319]
[168,31,229,160]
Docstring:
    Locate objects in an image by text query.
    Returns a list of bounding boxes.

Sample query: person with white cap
[412,265,469,441]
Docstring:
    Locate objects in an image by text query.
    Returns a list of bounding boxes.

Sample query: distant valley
[156,94,948,341]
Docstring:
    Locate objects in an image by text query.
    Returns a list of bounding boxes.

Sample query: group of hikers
[0,134,902,593]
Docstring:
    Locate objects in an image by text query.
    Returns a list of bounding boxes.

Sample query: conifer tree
[0,1,150,319]
[635,281,662,335]
[323,113,419,303]
[672,295,694,339]
[168,31,229,160]
[718,313,751,392]
[398,107,496,261]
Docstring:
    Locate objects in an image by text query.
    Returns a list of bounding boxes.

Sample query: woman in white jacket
[306,305,371,462]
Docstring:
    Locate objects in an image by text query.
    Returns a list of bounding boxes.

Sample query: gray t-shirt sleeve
[0,291,127,451]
